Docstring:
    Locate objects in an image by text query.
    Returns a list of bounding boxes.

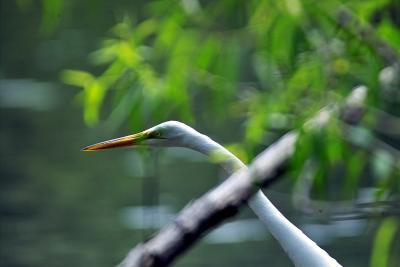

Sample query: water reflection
[0,79,59,110]
[120,205,268,244]
[301,220,367,245]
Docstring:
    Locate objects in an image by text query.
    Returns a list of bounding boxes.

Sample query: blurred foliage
[40,0,64,34]
[60,0,400,265]
[63,1,399,188]
[16,0,64,35]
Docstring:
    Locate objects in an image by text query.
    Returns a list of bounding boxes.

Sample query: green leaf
[270,15,297,66]
[370,218,399,267]
[40,0,63,35]
[84,80,106,126]
[61,70,94,88]
[378,19,400,52]
[344,151,365,196]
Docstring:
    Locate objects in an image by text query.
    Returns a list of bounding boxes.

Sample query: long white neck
[188,133,341,267]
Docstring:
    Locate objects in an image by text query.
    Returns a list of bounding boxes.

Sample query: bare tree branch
[118,86,368,267]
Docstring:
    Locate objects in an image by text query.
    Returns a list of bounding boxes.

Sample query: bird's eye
[154,131,162,138]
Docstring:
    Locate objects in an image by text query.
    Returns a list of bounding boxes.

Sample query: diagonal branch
[118,86,368,267]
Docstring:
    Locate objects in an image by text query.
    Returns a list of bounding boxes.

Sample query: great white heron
[83,121,341,267]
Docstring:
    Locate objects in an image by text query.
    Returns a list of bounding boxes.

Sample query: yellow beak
[82,131,149,151]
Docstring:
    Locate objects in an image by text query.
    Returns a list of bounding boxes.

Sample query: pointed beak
[82,131,150,151]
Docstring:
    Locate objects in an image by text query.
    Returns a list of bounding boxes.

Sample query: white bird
[83,121,342,267]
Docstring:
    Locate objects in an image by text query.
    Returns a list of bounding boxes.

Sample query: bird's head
[82,121,202,151]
